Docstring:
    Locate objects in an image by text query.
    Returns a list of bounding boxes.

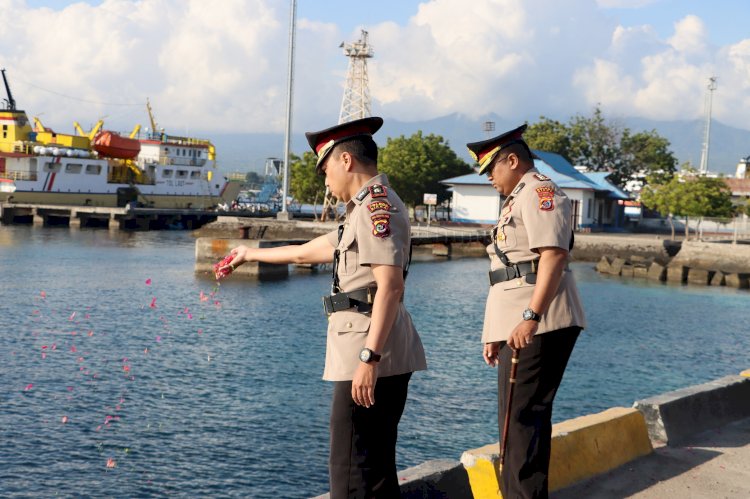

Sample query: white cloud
[1,0,749,139]
[595,0,660,8]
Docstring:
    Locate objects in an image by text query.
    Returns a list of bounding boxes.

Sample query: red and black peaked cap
[466,124,528,175]
[305,116,384,174]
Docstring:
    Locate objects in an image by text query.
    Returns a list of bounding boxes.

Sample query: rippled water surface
[1,227,748,498]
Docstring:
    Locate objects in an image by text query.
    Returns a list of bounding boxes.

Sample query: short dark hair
[334,136,378,166]
[505,142,533,163]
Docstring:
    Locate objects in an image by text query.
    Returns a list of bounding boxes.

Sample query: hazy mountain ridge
[209,114,749,176]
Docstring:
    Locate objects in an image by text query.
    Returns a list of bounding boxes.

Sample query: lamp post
[279,0,297,220]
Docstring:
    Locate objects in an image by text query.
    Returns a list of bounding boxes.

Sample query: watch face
[359,349,370,362]
[523,309,532,320]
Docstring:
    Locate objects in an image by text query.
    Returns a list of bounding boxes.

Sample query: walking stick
[499,347,520,472]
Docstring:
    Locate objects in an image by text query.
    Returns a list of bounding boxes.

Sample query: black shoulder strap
[331,224,345,294]
[491,226,512,267]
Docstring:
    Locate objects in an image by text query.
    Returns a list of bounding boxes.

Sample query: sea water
[1,227,748,498]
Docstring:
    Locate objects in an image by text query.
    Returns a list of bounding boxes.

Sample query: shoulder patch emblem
[371,213,391,238]
[368,200,391,213]
[536,186,555,211]
[534,173,551,181]
[369,184,388,198]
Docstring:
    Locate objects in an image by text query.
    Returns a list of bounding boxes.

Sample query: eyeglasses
[486,155,510,176]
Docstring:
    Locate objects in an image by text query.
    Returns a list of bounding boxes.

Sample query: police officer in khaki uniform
[466,125,586,499]
[223,117,426,498]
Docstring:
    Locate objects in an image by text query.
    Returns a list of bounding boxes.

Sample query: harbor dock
[0,202,219,230]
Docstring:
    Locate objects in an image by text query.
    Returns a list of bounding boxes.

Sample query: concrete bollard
[710,271,726,286]
[620,263,634,277]
[666,265,686,283]
[647,262,666,281]
[608,257,626,276]
[633,265,649,278]
[725,273,750,289]
[687,268,712,285]
[595,256,611,274]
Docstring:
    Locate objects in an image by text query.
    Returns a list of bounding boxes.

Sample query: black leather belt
[488,261,538,286]
[322,286,377,315]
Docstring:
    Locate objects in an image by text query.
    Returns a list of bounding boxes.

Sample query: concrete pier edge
[311,368,750,498]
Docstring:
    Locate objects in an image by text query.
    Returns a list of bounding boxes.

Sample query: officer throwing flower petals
[466,124,586,499]
[221,117,426,498]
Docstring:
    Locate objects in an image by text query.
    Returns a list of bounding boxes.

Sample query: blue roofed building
[440,150,631,229]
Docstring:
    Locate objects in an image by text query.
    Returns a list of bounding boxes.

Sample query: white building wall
[562,189,596,227]
[449,183,604,227]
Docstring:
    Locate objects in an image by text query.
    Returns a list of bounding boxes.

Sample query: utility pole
[279,0,296,220]
[699,76,717,176]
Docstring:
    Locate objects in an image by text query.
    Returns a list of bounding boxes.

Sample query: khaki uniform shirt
[482,168,587,343]
[323,174,427,381]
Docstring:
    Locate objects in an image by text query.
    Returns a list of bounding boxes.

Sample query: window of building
[85,164,102,175]
[163,169,173,178]
[190,171,201,179]
[176,170,188,179]
[65,163,82,174]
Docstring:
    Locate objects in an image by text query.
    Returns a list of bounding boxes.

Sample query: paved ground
[553,417,750,499]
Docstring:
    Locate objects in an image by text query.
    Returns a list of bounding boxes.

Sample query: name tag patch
[371,213,391,238]
[534,173,551,181]
[367,200,391,213]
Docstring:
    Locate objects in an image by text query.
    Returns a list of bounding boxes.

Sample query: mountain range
[209,114,750,177]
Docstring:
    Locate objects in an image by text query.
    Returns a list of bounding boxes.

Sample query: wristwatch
[522,308,541,322]
[359,348,382,363]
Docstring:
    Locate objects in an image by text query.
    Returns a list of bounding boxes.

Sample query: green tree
[379,131,472,208]
[620,129,678,186]
[523,107,677,190]
[289,151,325,204]
[641,171,733,239]
[640,174,684,239]
[568,106,624,179]
[524,117,572,160]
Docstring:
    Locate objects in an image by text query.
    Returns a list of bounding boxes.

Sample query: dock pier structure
[0,202,219,231]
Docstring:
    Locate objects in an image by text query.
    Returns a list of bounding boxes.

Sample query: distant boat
[0,69,230,209]
[92,131,141,160]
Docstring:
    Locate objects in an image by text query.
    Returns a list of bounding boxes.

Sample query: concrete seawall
[311,371,750,498]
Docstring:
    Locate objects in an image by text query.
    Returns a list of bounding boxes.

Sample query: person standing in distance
[466,125,586,499]
[221,117,427,498]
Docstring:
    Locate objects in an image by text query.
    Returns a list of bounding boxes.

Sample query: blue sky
[30,0,750,46]
[5,0,750,137]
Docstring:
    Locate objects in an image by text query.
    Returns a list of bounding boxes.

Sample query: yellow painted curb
[549,407,653,491]
[741,369,750,378]
[460,407,653,498]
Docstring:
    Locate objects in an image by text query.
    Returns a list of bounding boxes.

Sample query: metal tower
[699,76,717,175]
[338,30,374,124]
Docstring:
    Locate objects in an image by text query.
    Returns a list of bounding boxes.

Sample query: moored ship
[0,69,229,209]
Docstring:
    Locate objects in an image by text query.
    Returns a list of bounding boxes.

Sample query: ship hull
[1,153,224,209]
